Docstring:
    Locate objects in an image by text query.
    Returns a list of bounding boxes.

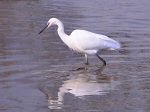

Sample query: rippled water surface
[0,0,150,112]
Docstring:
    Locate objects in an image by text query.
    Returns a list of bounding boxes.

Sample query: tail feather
[104,39,121,50]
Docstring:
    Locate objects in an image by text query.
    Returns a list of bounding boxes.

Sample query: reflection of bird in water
[47,70,119,109]
[39,18,120,67]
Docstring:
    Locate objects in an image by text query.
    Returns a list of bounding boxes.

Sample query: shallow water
[0,0,150,112]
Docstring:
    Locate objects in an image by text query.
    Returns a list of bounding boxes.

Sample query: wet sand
[0,0,150,112]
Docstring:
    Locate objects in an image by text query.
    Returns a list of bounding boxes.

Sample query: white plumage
[39,18,120,66]
[70,30,120,53]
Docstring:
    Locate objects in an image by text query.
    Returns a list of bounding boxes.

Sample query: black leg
[85,54,88,65]
[96,54,106,66]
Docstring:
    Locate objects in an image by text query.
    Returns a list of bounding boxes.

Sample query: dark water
[0,0,150,112]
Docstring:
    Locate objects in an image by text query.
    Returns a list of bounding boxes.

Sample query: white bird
[39,18,120,66]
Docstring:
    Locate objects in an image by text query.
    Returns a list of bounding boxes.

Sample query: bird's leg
[85,54,88,65]
[96,54,106,66]
[71,54,88,71]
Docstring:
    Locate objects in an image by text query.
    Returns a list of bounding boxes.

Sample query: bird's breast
[66,39,84,53]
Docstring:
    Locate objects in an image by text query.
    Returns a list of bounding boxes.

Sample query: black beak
[38,24,49,34]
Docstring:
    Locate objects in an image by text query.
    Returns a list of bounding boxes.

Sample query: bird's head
[39,18,59,34]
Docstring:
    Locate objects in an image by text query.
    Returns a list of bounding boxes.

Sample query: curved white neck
[56,20,69,44]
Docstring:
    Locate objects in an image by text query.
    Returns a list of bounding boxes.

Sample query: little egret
[39,18,120,66]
